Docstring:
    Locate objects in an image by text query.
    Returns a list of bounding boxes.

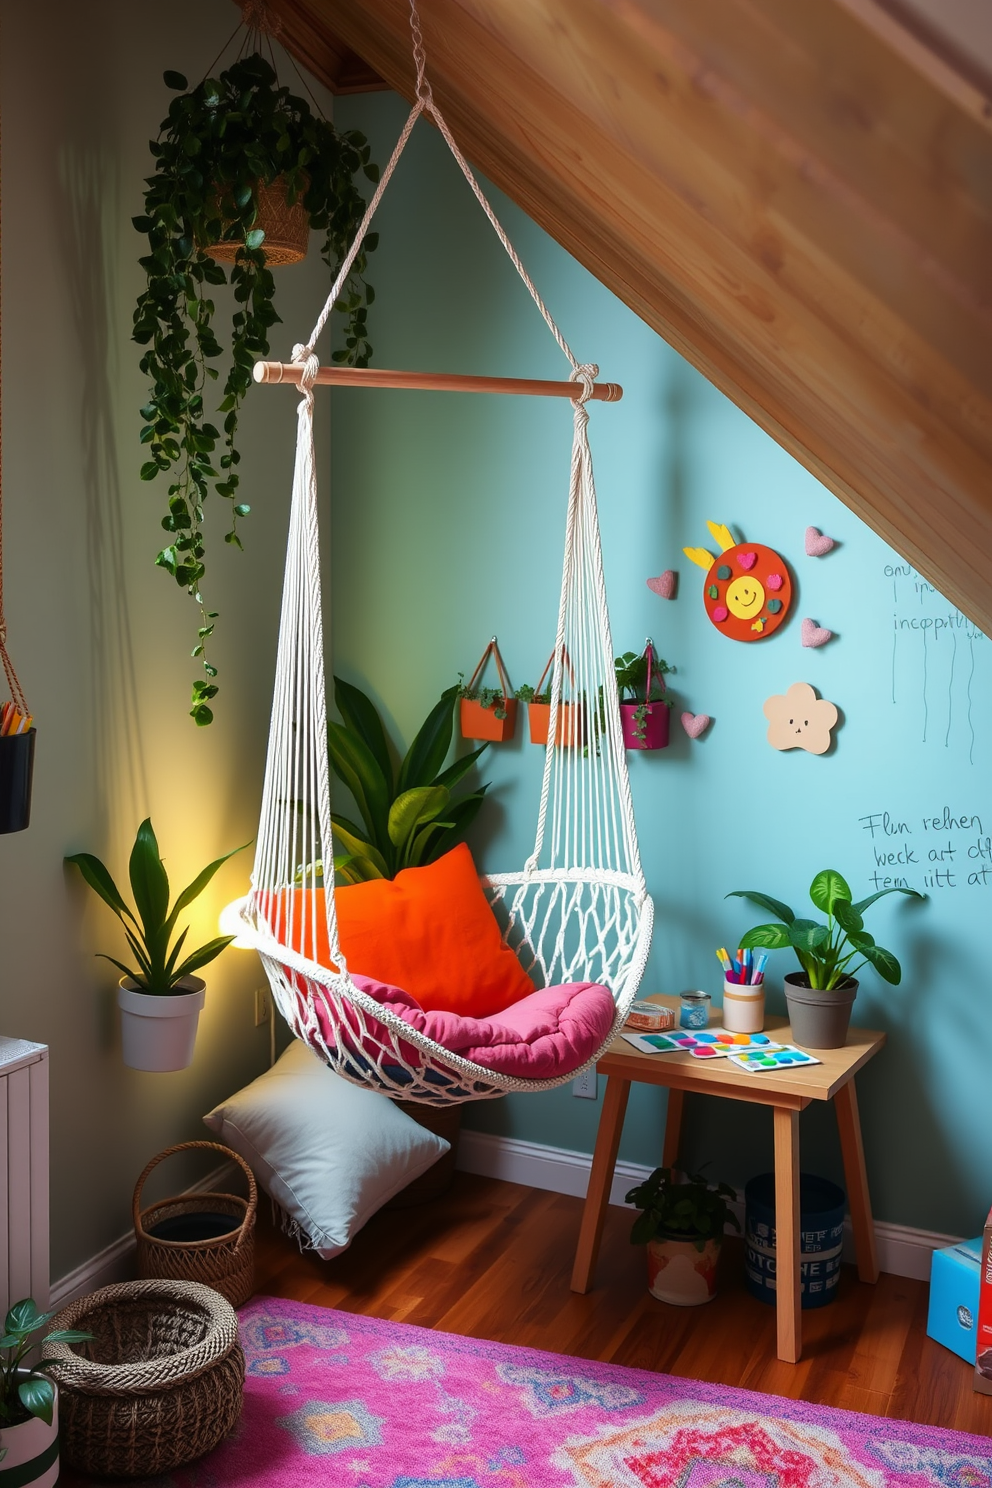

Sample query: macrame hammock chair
[231,6,654,1105]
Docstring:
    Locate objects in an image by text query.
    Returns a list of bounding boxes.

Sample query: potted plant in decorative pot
[66,820,246,1072]
[516,646,584,747]
[457,639,517,742]
[727,869,925,1049]
[133,51,377,727]
[626,1167,740,1306]
[615,641,674,750]
[0,1298,92,1488]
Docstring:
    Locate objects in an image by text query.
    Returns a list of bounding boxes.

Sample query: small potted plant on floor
[0,1298,91,1488]
[66,821,246,1071]
[458,639,517,742]
[516,647,584,747]
[626,1167,739,1306]
[615,641,674,750]
[727,869,925,1048]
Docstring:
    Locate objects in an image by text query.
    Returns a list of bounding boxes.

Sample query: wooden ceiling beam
[271,0,992,635]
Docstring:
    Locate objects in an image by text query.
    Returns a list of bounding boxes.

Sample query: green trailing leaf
[739,922,791,950]
[725,889,796,924]
[851,884,926,915]
[809,869,852,915]
[63,853,134,924]
[832,899,864,934]
[859,943,901,984]
[135,53,378,724]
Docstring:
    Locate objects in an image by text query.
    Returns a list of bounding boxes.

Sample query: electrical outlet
[572,1067,598,1100]
[254,986,272,1027]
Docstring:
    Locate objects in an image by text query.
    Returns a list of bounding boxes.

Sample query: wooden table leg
[834,1077,880,1283]
[571,1075,630,1293]
[773,1105,802,1363]
[662,1088,684,1169]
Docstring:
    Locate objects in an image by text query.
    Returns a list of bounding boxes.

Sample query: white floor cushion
[203,1040,450,1258]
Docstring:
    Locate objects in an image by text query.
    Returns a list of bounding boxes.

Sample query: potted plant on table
[615,641,674,750]
[66,821,247,1072]
[0,1298,92,1488]
[727,869,925,1049]
[626,1167,740,1306]
[133,51,378,727]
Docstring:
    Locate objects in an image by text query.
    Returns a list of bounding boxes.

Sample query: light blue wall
[330,94,992,1239]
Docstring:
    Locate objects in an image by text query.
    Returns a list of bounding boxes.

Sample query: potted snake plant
[66,821,247,1071]
[133,52,377,727]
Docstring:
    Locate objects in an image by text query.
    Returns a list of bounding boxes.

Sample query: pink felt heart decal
[805,526,835,557]
[766,572,783,591]
[737,551,757,570]
[647,570,677,600]
[801,617,833,648]
[681,711,711,739]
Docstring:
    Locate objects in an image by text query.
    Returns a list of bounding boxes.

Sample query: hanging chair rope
[0,109,30,720]
[236,0,653,1104]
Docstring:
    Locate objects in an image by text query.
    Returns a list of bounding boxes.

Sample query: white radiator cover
[0,1038,49,1316]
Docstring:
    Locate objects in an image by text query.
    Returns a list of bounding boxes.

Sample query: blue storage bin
[745,1172,845,1309]
[927,1237,982,1363]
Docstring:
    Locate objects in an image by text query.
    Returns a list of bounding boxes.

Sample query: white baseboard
[50,1161,237,1311]
[455,1130,958,1283]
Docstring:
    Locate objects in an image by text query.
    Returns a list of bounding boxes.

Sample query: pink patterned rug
[142,1296,992,1486]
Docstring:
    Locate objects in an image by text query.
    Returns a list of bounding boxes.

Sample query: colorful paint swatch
[621,1030,785,1059]
[727,1045,822,1074]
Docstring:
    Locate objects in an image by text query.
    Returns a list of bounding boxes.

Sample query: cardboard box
[927,1237,982,1363]
[975,1204,992,1395]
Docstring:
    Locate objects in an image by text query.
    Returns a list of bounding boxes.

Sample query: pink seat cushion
[312,975,616,1081]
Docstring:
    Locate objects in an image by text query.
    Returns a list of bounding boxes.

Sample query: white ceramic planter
[646,1235,721,1306]
[0,1387,60,1488]
[722,980,765,1034]
[118,977,206,1072]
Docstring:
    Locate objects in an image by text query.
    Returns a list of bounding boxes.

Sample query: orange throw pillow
[283,844,534,1019]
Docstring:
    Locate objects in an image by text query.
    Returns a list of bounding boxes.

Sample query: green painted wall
[0,0,334,1280]
[331,94,992,1239]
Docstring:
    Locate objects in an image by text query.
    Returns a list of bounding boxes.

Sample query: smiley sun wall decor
[683,521,793,640]
[764,682,838,755]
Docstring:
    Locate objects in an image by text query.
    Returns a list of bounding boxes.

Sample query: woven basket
[208,176,309,265]
[47,1279,244,1478]
[134,1141,257,1309]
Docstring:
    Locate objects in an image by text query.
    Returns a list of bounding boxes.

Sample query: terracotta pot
[784,973,858,1049]
[118,977,206,1072]
[0,1378,60,1488]
[459,697,517,742]
[620,701,670,750]
[646,1233,721,1305]
[0,727,35,834]
[207,176,309,266]
[527,700,584,746]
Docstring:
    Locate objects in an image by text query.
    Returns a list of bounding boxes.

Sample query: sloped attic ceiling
[268,0,992,636]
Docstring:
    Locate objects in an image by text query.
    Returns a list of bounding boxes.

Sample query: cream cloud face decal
[764,682,838,755]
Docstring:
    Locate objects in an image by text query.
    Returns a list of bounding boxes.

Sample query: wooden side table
[570,996,886,1362]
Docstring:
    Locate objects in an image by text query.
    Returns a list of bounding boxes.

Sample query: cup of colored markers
[717,947,767,1034]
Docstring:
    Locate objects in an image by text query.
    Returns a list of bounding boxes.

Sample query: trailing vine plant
[132,53,378,724]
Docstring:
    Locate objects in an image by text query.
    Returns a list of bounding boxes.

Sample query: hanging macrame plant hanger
[231,0,654,1104]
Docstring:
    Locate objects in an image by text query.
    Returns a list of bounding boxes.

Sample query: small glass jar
[679,989,711,1030]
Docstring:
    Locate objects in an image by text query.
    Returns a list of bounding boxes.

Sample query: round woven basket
[47,1279,244,1478]
[208,176,309,265]
[134,1141,257,1309]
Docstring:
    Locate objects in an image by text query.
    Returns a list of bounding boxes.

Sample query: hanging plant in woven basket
[133,33,379,725]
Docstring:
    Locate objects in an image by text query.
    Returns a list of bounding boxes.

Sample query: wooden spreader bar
[252,361,623,401]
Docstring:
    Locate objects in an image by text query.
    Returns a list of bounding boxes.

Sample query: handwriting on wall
[885,564,987,762]
[859,807,992,891]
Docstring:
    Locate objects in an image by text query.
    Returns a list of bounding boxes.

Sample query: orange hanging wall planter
[458,638,517,742]
[523,647,585,747]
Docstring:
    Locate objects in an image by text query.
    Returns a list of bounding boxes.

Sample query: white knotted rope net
[234,1,653,1104]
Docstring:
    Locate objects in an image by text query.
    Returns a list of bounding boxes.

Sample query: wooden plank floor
[254,1171,992,1439]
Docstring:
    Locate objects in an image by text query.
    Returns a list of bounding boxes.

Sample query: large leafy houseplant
[330,678,490,884]
[133,53,378,725]
[65,819,246,992]
[625,1167,740,1250]
[0,1298,91,1429]
[727,869,924,989]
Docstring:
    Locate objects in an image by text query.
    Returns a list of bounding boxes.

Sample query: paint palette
[621,1030,783,1058]
[727,1045,822,1074]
